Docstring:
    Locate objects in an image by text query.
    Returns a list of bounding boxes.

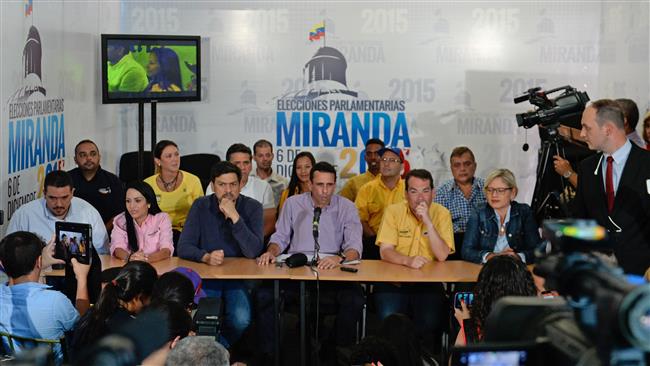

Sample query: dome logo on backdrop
[274,20,411,179]
[5,6,66,222]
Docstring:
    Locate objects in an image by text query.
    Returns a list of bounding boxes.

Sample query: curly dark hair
[470,255,537,334]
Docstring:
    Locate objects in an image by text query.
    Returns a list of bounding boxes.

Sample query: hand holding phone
[454,292,474,309]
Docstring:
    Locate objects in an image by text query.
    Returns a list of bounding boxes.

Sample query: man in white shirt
[7,170,109,254]
[251,139,288,206]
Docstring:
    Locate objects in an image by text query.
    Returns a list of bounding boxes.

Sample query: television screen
[101,34,201,104]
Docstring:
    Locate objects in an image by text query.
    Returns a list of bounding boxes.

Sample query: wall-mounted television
[101,34,201,104]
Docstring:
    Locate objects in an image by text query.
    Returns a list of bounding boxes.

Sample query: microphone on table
[312,207,322,265]
[285,252,308,268]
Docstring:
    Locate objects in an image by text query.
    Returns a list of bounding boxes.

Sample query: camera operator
[572,99,650,275]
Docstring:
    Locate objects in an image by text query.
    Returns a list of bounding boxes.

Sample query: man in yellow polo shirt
[375,168,454,354]
[339,138,384,202]
[355,146,405,259]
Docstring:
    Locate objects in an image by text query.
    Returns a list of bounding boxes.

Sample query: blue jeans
[202,280,252,348]
[374,282,446,337]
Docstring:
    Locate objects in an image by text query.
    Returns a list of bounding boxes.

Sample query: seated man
[375,169,454,350]
[339,138,385,202]
[251,139,288,207]
[257,162,365,361]
[7,170,108,303]
[7,170,109,254]
[355,146,405,259]
[0,231,90,364]
[434,146,485,254]
[207,143,277,238]
[177,161,264,348]
[68,139,125,232]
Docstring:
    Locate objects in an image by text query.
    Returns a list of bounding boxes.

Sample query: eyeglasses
[485,187,512,195]
[381,157,401,164]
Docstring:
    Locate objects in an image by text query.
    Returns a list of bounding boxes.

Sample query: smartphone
[454,292,474,309]
[55,222,93,265]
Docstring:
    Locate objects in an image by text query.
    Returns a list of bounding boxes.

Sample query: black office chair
[118,151,154,184]
[180,153,221,191]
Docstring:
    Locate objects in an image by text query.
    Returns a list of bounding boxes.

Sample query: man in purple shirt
[256,162,365,363]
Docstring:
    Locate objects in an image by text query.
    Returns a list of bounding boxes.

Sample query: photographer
[0,231,91,365]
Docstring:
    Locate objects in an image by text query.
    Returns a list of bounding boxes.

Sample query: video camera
[466,220,650,366]
[514,85,590,130]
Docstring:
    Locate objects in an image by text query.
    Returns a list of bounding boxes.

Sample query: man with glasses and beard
[355,146,405,259]
[177,161,264,348]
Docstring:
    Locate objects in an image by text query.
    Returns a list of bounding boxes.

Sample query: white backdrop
[2,1,649,234]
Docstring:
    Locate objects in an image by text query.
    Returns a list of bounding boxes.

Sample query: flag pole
[323,19,326,48]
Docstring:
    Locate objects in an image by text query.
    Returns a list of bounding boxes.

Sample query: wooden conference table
[46,255,482,281]
[47,256,482,365]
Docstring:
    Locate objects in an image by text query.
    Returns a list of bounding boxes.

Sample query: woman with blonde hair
[462,168,541,264]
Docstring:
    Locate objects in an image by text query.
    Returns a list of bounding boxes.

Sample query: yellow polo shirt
[144,170,204,231]
[277,187,301,213]
[339,171,378,202]
[376,201,455,260]
[355,177,405,234]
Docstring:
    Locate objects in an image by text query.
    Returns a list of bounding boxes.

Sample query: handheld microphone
[312,207,321,238]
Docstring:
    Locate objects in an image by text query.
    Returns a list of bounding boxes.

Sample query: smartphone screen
[55,222,92,265]
[454,292,474,309]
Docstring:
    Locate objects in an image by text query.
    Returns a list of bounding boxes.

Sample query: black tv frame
[101,34,201,104]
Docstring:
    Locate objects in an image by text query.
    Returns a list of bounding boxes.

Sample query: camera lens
[619,284,650,351]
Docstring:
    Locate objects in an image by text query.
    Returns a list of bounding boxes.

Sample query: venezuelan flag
[25,0,33,16]
[309,22,325,41]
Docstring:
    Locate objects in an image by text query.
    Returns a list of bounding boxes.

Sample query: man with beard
[69,140,125,232]
[177,161,263,348]
[7,170,108,304]
[7,170,108,254]
[339,138,385,202]
[355,146,405,259]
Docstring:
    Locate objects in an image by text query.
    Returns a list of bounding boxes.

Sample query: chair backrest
[118,151,154,184]
[0,331,66,361]
[180,153,221,191]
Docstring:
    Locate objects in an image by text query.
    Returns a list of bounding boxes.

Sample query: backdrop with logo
[1,1,648,233]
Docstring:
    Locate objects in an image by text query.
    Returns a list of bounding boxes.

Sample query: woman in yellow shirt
[277,151,315,212]
[144,140,203,245]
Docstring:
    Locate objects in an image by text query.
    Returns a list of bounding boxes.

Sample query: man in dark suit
[572,99,650,275]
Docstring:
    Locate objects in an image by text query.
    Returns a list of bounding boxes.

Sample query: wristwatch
[563,170,573,179]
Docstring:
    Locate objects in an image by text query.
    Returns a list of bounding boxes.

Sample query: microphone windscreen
[285,252,308,268]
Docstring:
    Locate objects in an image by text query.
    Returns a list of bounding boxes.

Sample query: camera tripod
[530,126,573,224]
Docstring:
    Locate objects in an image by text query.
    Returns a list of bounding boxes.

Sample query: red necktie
[606,156,614,213]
